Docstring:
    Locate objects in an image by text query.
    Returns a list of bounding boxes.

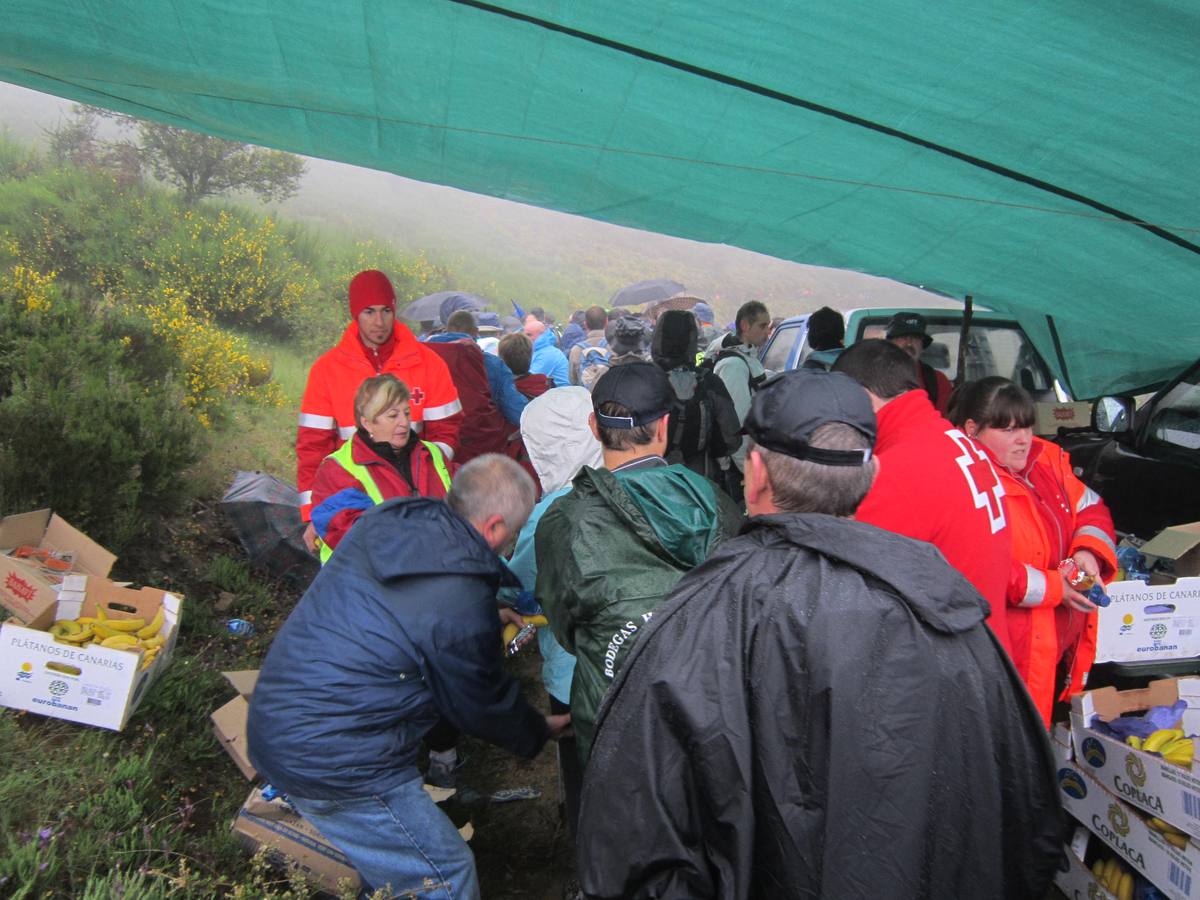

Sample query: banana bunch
[1147,815,1190,849]
[47,606,166,671]
[1089,855,1133,900]
[1137,728,1195,769]
[501,614,548,647]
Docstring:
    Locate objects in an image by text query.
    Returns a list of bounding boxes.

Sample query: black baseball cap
[743,369,876,466]
[591,361,672,429]
[885,311,933,348]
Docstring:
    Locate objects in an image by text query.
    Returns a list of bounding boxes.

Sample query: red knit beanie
[348,270,396,318]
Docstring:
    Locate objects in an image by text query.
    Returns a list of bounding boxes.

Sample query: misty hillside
[1,82,956,320]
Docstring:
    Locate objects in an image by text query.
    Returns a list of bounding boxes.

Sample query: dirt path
[452,650,576,900]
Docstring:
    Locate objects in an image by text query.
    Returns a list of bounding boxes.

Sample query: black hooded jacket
[577,513,1063,900]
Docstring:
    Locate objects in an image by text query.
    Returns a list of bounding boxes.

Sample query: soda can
[226,618,256,637]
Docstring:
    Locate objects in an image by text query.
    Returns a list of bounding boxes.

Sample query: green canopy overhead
[1,1,1196,398]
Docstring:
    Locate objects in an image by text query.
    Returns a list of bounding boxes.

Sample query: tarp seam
[445,0,1200,258]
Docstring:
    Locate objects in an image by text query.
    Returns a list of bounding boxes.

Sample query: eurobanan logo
[1126,752,1147,787]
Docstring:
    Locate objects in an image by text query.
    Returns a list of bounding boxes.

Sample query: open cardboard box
[0,576,182,730]
[1143,523,1200,584]
[212,670,260,780]
[1059,762,1200,899]
[0,509,116,624]
[233,786,359,896]
[1054,826,1126,900]
[1072,678,1200,839]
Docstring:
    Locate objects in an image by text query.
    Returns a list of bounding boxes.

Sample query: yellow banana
[91,622,119,639]
[1150,816,1187,836]
[1164,831,1190,849]
[1162,738,1195,767]
[502,622,519,645]
[523,614,549,627]
[1102,859,1118,892]
[95,605,107,621]
[103,617,146,633]
[1127,735,1143,750]
[139,635,164,650]
[136,608,164,639]
[1091,858,1105,879]
[1108,862,1123,894]
[1143,728,1185,753]
[100,634,139,650]
[52,619,82,635]
[140,648,161,671]
[1117,871,1133,900]
[59,626,94,643]
[75,616,98,625]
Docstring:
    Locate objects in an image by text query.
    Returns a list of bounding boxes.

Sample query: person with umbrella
[296,270,462,546]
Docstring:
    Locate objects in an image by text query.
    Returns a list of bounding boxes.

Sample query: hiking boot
[425,757,457,789]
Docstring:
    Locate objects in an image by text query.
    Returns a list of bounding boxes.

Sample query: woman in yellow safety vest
[310,373,452,564]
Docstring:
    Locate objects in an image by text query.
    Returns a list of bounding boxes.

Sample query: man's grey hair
[447,454,537,533]
[752,423,875,517]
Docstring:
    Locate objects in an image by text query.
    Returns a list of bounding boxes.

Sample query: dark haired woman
[950,376,1117,726]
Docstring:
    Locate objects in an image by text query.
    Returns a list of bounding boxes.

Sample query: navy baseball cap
[743,369,876,466]
[591,362,672,429]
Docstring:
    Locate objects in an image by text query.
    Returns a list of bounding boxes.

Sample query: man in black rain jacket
[576,369,1063,900]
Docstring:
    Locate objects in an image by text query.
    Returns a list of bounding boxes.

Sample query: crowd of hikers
[244,269,1112,898]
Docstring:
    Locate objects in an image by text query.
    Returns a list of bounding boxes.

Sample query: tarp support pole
[954,294,973,388]
[1045,315,1073,398]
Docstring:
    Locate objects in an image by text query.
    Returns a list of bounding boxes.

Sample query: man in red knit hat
[296,270,462,544]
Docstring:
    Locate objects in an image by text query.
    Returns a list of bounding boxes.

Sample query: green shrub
[0,292,202,551]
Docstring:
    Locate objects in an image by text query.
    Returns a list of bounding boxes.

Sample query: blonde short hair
[354,374,411,424]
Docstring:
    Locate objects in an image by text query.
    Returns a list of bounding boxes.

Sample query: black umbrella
[402,291,488,323]
[219,471,318,589]
[609,279,686,308]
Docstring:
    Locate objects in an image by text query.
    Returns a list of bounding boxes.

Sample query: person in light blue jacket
[525,315,570,387]
[502,386,602,836]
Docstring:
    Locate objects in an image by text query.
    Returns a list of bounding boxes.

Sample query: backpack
[577,341,612,391]
[699,345,766,394]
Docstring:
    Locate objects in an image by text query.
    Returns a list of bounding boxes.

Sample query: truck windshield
[859,321,1051,393]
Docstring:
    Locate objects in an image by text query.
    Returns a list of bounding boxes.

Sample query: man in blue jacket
[248,454,570,900]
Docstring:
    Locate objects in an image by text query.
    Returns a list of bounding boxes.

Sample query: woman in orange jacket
[950,377,1117,726]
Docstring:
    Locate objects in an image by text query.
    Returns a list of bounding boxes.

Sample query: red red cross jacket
[295,321,462,518]
[990,437,1117,727]
[854,390,1014,652]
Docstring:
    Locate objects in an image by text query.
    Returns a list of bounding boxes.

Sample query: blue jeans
[287,770,479,899]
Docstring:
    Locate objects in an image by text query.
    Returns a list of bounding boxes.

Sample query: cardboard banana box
[0,576,182,730]
[1059,762,1199,899]
[1072,678,1200,840]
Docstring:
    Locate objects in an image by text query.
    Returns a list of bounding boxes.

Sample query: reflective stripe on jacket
[312,433,452,563]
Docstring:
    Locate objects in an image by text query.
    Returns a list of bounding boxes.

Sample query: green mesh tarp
[1,1,1197,397]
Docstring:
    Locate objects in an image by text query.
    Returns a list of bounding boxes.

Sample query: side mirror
[1093,396,1133,434]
